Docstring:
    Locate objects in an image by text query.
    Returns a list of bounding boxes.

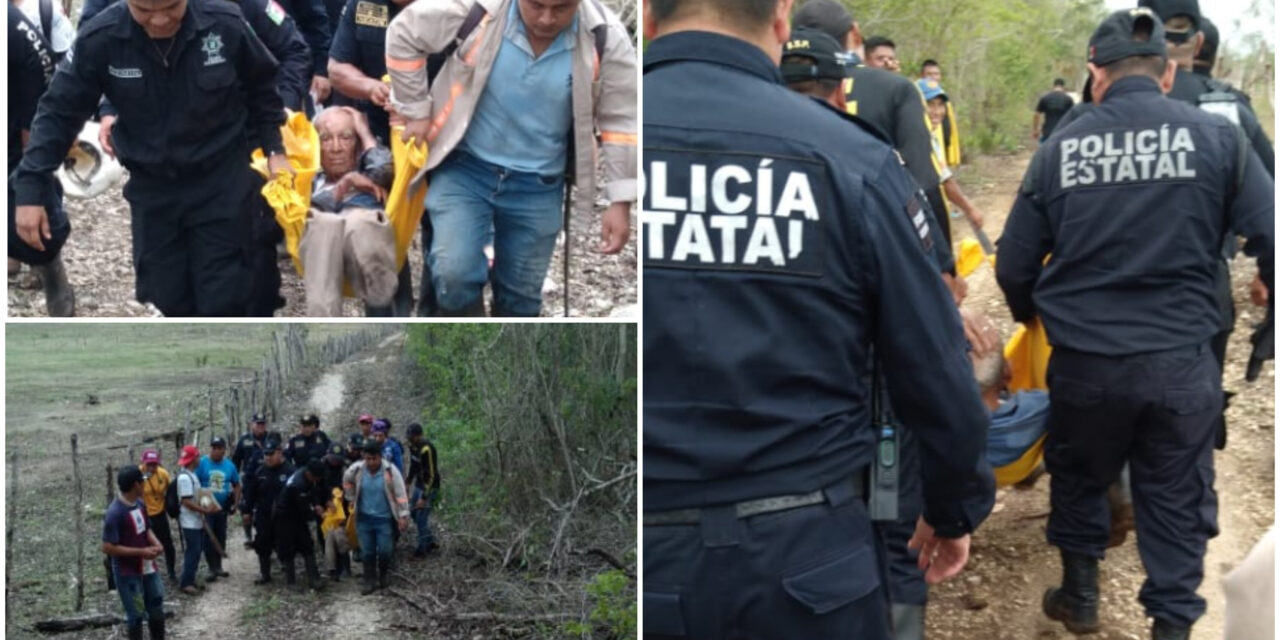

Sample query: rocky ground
[925,150,1274,640]
[7,179,637,318]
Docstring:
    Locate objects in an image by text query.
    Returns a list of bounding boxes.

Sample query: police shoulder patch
[354,1,388,27]
[265,0,286,25]
[904,193,933,253]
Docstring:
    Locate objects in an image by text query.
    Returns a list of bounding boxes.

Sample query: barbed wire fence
[14,324,398,632]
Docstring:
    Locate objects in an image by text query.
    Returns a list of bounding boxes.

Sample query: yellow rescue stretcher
[251,110,429,294]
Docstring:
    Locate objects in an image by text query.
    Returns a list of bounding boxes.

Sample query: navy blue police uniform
[8,5,70,267]
[286,429,333,468]
[13,0,286,317]
[995,10,1274,633]
[273,465,323,585]
[273,0,330,99]
[232,423,281,542]
[642,31,995,640]
[245,444,294,582]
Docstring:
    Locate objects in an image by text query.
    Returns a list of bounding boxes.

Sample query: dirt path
[925,152,1275,640]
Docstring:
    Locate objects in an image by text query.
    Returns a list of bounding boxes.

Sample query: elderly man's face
[317,111,360,179]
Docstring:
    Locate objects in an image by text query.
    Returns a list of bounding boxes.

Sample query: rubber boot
[1043,550,1100,634]
[34,255,75,317]
[253,554,272,585]
[377,556,391,590]
[890,603,925,640]
[148,618,166,640]
[1151,619,1191,640]
[127,623,144,640]
[282,558,297,587]
[360,558,378,595]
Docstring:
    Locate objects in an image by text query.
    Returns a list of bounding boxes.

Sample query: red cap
[141,450,160,465]
[178,445,200,466]
[358,414,373,424]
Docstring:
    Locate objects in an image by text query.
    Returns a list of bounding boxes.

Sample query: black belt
[643,474,866,526]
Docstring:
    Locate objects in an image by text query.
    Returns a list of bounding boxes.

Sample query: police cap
[781,28,852,82]
[210,436,228,448]
[263,439,283,455]
[251,413,267,424]
[1088,8,1168,66]
[300,414,320,427]
[792,0,853,46]
[1137,0,1200,29]
[326,443,346,463]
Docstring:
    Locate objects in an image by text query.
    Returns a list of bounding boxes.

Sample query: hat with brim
[178,445,200,466]
[781,28,853,82]
[1089,8,1169,66]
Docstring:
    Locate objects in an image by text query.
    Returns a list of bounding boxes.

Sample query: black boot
[361,558,378,595]
[303,553,325,591]
[253,554,272,585]
[282,558,297,586]
[377,556,391,590]
[148,618,166,640]
[34,256,75,317]
[127,623,144,640]
[890,603,925,640]
[1043,550,1100,634]
[1151,619,1191,640]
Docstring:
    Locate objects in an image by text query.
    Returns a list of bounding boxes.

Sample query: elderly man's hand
[400,118,430,144]
[598,202,631,254]
[960,310,998,359]
[15,205,51,251]
[339,106,378,151]
[267,153,295,178]
[1250,273,1268,307]
[98,115,117,158]
[334,172,387,204]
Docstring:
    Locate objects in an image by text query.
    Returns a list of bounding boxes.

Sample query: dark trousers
[147,512,177,580]
[246,179,286,317]
[253,514,276,570]
[643,478,890,640]
[123,152,254,317]
[876,427,927,608]
[1044,345,1221,627]
[202,511,228,575]
[7,172,70,265]
[179,527,203,588]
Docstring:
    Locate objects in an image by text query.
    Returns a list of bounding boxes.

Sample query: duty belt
[642,474,866,526]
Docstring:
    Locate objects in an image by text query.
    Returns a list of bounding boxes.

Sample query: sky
[1103,0,1275,48]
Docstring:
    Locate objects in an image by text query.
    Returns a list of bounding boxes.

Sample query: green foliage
[562,570,637,639]
[845,0,1107,154]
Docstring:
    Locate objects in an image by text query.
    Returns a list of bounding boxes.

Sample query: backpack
[164,469,193,519]
[424,0,609,86]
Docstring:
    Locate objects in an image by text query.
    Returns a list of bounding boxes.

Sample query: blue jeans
[424,151,564,316]
[114,569,165,625]
[202,511,227,575]
[356,516,394,563]
[180,526,203,588]
[411,487,437,552]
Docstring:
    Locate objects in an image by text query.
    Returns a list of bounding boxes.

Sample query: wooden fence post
[6,450,17,588]
[71,435,84,612]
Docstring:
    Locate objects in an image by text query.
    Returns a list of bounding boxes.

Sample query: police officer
[232,413,277,547]
[995,10,1273,640]
[274,459,326,590]
[272,0,331,112]
[792,0,953,260]
[285,414,332,468]
[245,439,294,584]
[13,0,290,317]
[642,0,996,637]
[326,0,416,316]
[8,4,75,317]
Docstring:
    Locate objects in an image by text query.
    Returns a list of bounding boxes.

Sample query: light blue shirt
[196,455,240,508]
[359,465,392,521]
[460,0,576,176]
[987,390,1051,467]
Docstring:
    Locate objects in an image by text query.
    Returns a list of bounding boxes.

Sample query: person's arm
[10,9,52,143]
[594,14,638,253]
[102,541,159,558]
[246,0,313,111]
[232,15,287,164]
[1227,130,1275,294]
[942,177,982,228]
[862,152,994,567]
[178,474,211,515]
[385,0,471,122]
[995,150,1054,322]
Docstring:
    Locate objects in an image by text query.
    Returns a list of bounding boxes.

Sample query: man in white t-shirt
[176,445,218,595]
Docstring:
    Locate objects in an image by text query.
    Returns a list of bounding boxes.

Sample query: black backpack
[164,470,192,519]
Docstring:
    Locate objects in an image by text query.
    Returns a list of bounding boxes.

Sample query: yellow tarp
[993,317,1053,487]
[945,102,962,167]
[252,114,428,294]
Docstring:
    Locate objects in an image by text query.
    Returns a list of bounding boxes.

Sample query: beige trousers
[299,208,399,316]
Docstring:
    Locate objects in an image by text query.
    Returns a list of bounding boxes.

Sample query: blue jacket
[642,31,994,538]
[997,76,1274,355]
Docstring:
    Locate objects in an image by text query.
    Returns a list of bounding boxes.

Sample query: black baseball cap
[406,422,424,436]
[300,414,320,427]
[793,0,854,46]
[1088,8,1168,66]
[251,413,267,424]
[348,433,364,446]
[362,441,383,455]
[326,443,346,463]
[210,436,227,448]
[263,439,282,454]
[782,28,852,82]
[1138,0,1200,29]
[117,466,144,492]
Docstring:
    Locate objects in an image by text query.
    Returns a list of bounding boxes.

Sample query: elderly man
[298,106,401,316]
[387,0,637,317]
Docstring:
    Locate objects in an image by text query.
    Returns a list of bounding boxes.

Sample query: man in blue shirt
[196,437,241,583]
